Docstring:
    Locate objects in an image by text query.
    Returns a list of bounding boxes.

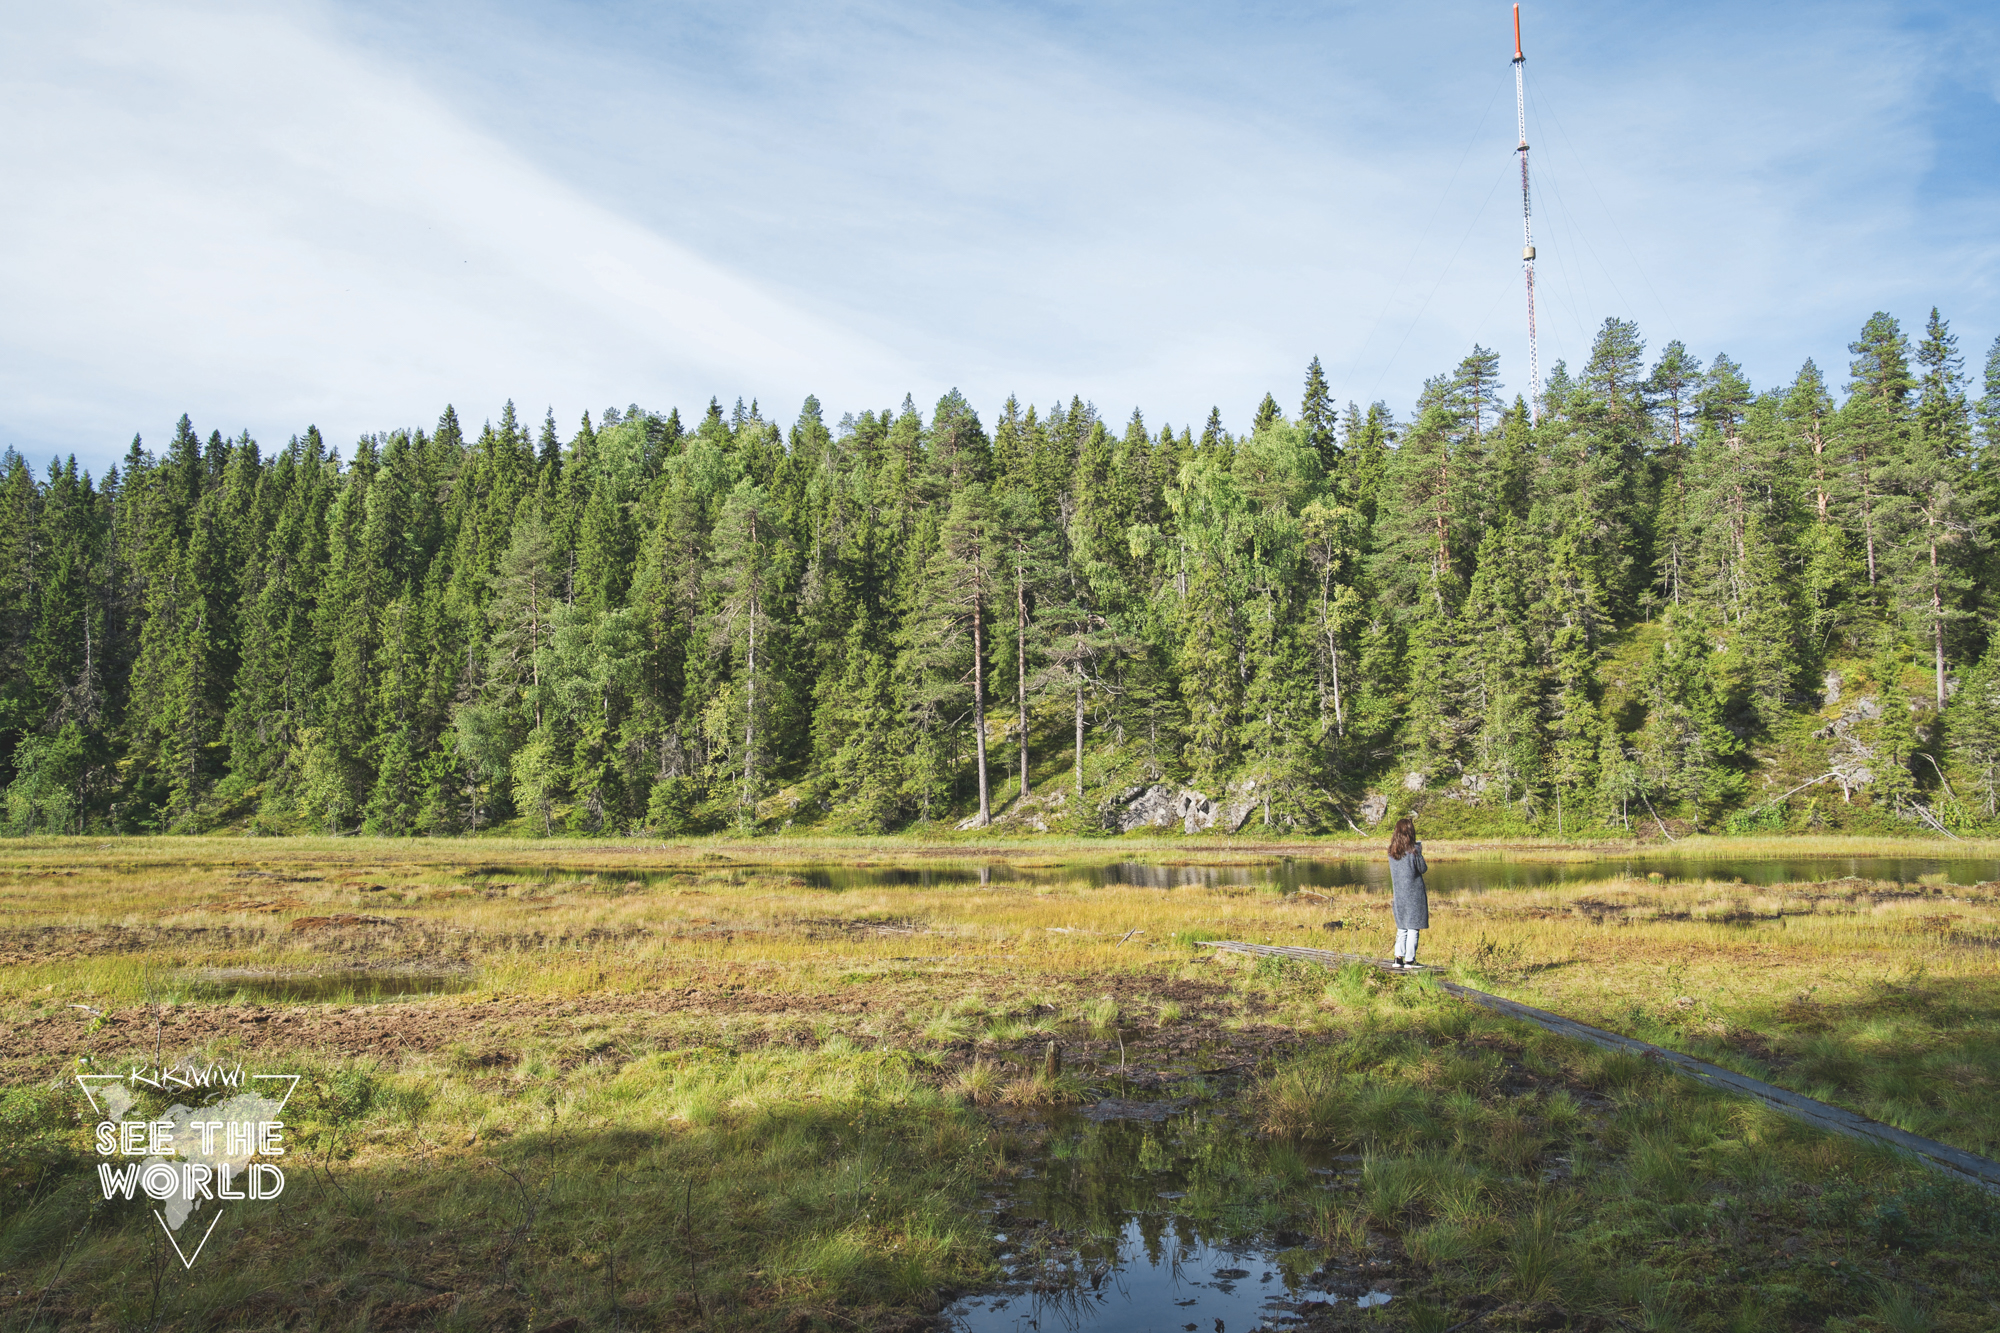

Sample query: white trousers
[1395,928,1421,962]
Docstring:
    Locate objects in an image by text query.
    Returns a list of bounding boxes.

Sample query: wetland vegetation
[2,835,1999,1330]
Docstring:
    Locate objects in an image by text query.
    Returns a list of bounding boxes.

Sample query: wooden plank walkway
[1198,939,2000,1196]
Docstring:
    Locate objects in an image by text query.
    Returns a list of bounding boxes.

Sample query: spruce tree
[1199,407,1225,453]
[1646,341,1703,605]
[992,395,1026,483]
[0,453,47,755]
[1786,360,1859,666]
[1949,646,2000,818]
[11,308,1999,838]
[1458,521,1542,814]
[1881,310,1982,709]
[1636,610,1743,827]
[1301,498,1365,744]
[1299,356,1338,475]
[707,482,786,827]
[1170,445,1244,788]
[1253,393,1281,434]
[1370,391,1462,612]
[1450,346,1505,533]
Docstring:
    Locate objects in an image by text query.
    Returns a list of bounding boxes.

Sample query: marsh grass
[1,1043,993,1331]
[3,835,1999,1328]
[1233,944,2000,1329]
[1505,1201,1566,1304]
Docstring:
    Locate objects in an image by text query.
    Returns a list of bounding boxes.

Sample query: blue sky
[3,0,1995,476]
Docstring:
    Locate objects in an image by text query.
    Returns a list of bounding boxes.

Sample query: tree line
[3,309,1997,837]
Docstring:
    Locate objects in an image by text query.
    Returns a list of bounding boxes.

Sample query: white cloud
[0,0,914,464]
[3,0,1993,472]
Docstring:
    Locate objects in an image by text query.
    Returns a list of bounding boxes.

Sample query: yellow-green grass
[1,838,1997,1330]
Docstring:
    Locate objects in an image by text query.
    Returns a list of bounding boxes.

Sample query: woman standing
[1387,816,1428,969]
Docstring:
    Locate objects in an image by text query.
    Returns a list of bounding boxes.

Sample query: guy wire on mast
[1513,4,1539,423]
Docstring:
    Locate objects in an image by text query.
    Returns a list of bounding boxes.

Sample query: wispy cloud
[0,0,915,462]
[3,0,1993,472]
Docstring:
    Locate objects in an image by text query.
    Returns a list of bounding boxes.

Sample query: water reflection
[460,852,1999,896]
[948,1216,1313,1333]
[944,1108,1388,1333]
[789,853,1998,895]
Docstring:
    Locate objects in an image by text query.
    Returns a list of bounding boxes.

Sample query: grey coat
[1389,843,1429,929]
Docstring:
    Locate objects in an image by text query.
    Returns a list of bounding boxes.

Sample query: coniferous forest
[4,310,1998,839]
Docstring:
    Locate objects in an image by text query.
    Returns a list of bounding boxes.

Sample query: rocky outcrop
[1812,695,1882,797]
[1214,778,1261,833]
[1359,793,1389,825]
[1105,783,1181,833]
[1101,777,1265,834]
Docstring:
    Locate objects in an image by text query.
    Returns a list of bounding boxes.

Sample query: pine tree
[829,623,901,832]
[1838,312,1914,588]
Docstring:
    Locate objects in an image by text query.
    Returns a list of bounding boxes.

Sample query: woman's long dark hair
[1388,816,1417,861]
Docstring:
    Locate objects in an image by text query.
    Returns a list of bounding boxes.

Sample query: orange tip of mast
[1514,4,1522,60]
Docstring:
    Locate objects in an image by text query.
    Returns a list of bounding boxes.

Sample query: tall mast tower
[1513,4,1539,422]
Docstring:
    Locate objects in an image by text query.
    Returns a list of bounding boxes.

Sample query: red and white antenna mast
[1513,4,1539,422]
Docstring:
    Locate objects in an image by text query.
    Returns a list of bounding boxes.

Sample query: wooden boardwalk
[1199,939,2000,1196]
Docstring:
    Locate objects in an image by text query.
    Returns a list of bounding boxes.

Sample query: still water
[943,1103,1390,1333]
[785,853,2000,895]
[947,1215,1368,1333]
[466,852,2000,896]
